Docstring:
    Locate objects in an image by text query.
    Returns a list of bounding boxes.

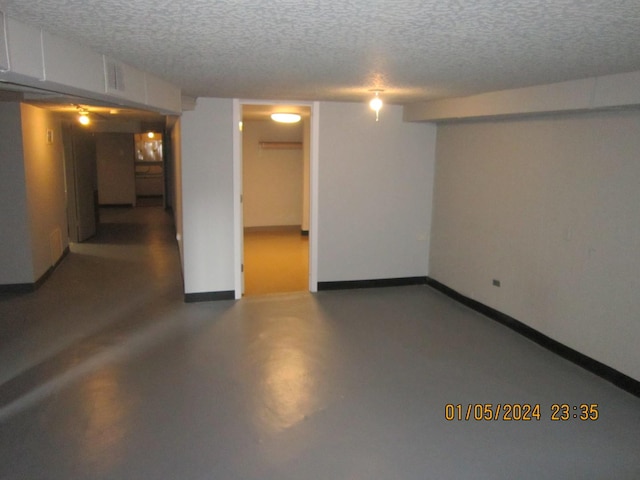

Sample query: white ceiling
[1,0,640,105]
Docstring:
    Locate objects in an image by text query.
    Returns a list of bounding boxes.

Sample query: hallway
[0,207,639,479]
[0,207,182,385]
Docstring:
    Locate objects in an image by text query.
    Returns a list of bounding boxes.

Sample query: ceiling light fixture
[77,109,90,126]
[369,90,383,122]
[147,131,155,139]
[271,113,301,123]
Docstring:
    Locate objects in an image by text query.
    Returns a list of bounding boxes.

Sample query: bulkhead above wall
[0,12,182,115]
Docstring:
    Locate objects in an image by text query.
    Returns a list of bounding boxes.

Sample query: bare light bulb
[78,113,90,125]
[369,92,383,121]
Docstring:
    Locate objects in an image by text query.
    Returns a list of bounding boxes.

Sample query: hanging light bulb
[369,90,383,121]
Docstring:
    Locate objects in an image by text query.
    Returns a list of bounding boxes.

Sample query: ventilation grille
[105,60,125,92]
[0,11,9,71]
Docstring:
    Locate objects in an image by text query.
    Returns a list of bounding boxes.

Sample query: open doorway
[134,131,165,207]
[64,125,169,246]
[241,104,311,295]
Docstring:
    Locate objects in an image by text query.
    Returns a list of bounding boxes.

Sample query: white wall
[0,103,68,286]
[178,99,436,295]
[96,133,136,205]
[0,103,33,284]
[430,110,640,381]
[242,119,304,227]
[21,104,69,280]
[181,98,235,295]
[317,102,436,282]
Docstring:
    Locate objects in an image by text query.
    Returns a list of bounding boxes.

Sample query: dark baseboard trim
[425,277,640,398]
[244,225,300,233]
[0,282,36,294]
[301,230,309,236]
[35,246,70,289]
[184,290,235,303]
[0,246,70,294]
[318,276,427,291]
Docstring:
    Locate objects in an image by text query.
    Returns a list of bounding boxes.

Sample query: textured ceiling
[1,0,640,105]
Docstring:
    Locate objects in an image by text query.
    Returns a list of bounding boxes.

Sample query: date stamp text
[444,403,599,421]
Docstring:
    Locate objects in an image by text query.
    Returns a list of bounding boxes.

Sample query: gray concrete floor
[0,207,639,479]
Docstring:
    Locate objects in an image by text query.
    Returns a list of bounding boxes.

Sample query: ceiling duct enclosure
[0,11,9,71]
[0,13,181,113]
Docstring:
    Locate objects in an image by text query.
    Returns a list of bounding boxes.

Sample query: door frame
[233,99,320,299]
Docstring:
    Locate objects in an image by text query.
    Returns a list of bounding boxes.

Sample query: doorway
[234,101,319,297]
[134,131,165,207]
[63,124,98,243]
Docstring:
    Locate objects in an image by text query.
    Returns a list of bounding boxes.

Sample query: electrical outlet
[492,279,501,287]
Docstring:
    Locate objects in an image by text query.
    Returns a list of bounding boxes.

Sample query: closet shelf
[259,141,302,150]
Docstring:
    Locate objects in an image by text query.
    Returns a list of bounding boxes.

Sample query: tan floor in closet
[243,226,309,295]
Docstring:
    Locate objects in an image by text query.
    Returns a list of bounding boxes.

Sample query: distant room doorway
[134,131,164,207]
[241,104,311,295]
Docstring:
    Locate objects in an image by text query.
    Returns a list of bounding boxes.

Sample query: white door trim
[232,99,319,298]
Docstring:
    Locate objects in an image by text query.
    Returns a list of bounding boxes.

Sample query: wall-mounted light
[271,113,301,123]
[369,90,383,122]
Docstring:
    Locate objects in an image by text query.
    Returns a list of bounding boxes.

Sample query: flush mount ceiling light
[271,113,301,123]
[369,90,383,122]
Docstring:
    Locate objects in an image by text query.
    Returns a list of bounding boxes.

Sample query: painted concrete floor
[0,207,639,479]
